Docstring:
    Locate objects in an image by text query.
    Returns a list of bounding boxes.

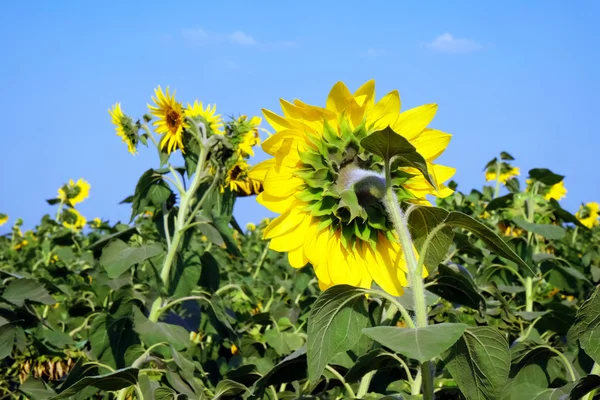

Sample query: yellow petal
[367,90,401,131]
[288,245,308,268]
[392,104,438,140]
[410,129,452,162]
[264,207,306,239]
[262,129,305,156]
[249,159,276,182]
[256,192,296,213]
[326,81,354,113]
[353,80,376,109]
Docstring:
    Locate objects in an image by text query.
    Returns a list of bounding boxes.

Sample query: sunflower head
[185,100,224,136]
[61,208,87,231]
[148,86,187,154]
[485,164,520,184]
[223,159,263,196]
[227,115,262,158]
[57,179,90,206]
[109,103,139,155]
[0,214,7,227]
[250,80,454,295]
[577,202,600,229]
[544,180,567,201]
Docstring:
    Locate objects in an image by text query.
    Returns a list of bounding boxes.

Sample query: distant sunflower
[223,160,262,196]
[577,202,600,229]
[0,214,7,226]
[108,103,138,155]
[544,180,567,201]
[58,179,90,206]
[62,208,87,231]
[185,100,224,136]
[149,86,186,154]
[236,116,262,157]
[485,167,520,184]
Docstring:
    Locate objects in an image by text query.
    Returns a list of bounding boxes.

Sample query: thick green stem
[525,276,534,312]
[493,159,502,198]
[421,362,435,400]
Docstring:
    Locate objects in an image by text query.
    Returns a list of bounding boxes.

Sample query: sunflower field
[2,81,600,400]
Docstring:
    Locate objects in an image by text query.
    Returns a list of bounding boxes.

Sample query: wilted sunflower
[250,80,455,295]
[544,180,567,201]
[62,208,87,231]
[57,179,90,206]
[485,166,520,183]
[149,86,186,154]
[224,160,263,196]
[0,214,7,226]
[185,100,224,135]
[108,103,138,155]
[577,202,600,229]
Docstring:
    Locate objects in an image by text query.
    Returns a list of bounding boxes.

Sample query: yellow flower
[236,116,262,157]
[13,239,28,251]
[246,222,256,232]
[231,344,239,355]
[480,211,491,219]
[485,167,520,184]
[544,180,567,201]
[143,211,154,218]
[185,100,224,135]
[498,222,523,237]
[62,208,87,231]
[148,86,186,154]
[223,160,263,196]
[57,179,91,206]
[249,80,454,295]
[108,103,138,155]
[0,214,8,226]
[577,202,600,229]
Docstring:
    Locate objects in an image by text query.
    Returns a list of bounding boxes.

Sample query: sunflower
[249,80,454,295]
[185,100,224,136]
[108,103,138,155]
[0,214,7,226]
[62,208,87,231]
[544,180,567,201]
[236,115,262,157]
[148,86,186,154]
[246,222,257,232]
[485,167,520,184]
[577,202,600,229]
[223,160,263,196]
[57,179,90,206]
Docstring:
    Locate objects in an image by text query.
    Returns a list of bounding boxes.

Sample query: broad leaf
[90,313,140,369]
[363,323,467,363]
[18,379,56,400]
[528,168,564,186]
[427,264,486,311]
[51,368,139,399]
[306,285,368,385]
[2,278,55,307]
[213,379,250,400]
[513,217,566,240]
[568,286,600,364]
[408,206,454,273]
[100,239,163,278]
[133,308,189,351]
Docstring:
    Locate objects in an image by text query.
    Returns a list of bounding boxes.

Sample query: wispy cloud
[229,31,256,46]
[426,33,482,54]
[181,28,257,47]
[361,48,389,57]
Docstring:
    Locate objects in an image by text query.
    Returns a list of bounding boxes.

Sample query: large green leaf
[528,168,564,186]
[360,126,435,187]
[2,278,56,307]
[513,217,566,240]
[89,313,140,369]
[408,206,454,273]
[212,380,250,400]
[169,251,202,298]
[427,264,486,311]
[344,349,399,382]
[99,239,163,279]
[50,368,139,399]
[264,329,304,356]
[0,323,16,360]
[507,383,574,400]
[132,308,189,350]
[306,285,368,385]
[130,168,173,221]
[444,327,511,400]
[568,286,600,364]
[363,323,467,363]
[18,379,56,400]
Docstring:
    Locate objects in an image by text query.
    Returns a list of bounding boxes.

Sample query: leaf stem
[546,346,577,382]
[325,365,356,398]
[357,371,375,398]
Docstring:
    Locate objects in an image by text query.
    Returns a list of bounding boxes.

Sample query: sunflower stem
[493,159,502,198]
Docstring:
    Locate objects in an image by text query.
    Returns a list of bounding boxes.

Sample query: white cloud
[181,28,256,46]
[362,48,389,57]
[229,31,256,46]
[427,33,482,54]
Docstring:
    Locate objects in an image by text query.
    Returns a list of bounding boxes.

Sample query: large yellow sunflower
[577,202,599,229]
[148,86,186,154]
[62,208,87,231]
[185,100,224,135]
[108,103,138,155]
[58,179,90,206]
[249,80,455,295]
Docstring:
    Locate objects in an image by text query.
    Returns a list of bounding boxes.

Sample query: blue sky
[1,1,599,233]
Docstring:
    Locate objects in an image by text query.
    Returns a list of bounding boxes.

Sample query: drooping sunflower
[148,86,186,154]
[485,166,520,184]
[57,179,90,206]
[62,208,87,231]
[108,103,138,155]
[235,115,262,157]
[249,80,455,295]
[544,180,567,201]
[185,100,224,136]
[577,202,600,229]
[0,214,7,226]
[223,160,263,196]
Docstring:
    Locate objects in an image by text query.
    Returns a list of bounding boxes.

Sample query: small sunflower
[223,160,263,196]
[577,202,600,229]
[250,80,454,295]
[246,222,257,232]
[62,208,87,231]
[148,86,186,154]
[236,116,262,157]
[90,218,102,227]
[108,103,138,155]
[13,239,28,251]
[544,180,567,201]
[0,214,8,226]
[57,179,90,206]
[185,100,224,136]
[485,166,520,183]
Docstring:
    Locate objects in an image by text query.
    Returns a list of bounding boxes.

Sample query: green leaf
[264,329,304,356]
[133,308,189,351]
[427,264,486,311]
[50,368,139,399]
[486,193,515,212]
[444,211,534,275]
[407,206,454,273]
[169,251,202,298]
[307,285,368,385]
[0,323,16,359]
[528,168,564,186]
[198,223,225,247]
[213,379,250,400]
[363,323,467,363]
[569,374,600,400]
[254,347,307,397]
[344,349,398,382]
[99,239,163,279]
[507,383,574,400]
[568,286,600,364]
[130,168,173,221]
[86,226,138,252]
[548,199,587,228]
[18,379,56,400]
[360,126,435,188]
[90,313,140,369]
[2,278,56,307]
[444,327,510,400]
[513,217,566,240]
